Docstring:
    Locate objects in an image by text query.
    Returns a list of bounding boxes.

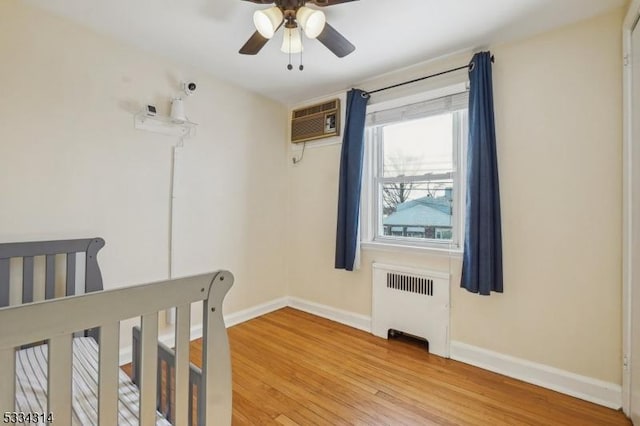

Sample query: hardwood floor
[125,307,631,425]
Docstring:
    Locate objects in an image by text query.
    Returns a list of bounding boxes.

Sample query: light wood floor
[127,307,631,425]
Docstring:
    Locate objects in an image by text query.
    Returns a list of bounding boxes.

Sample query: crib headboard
[0,238,105,308]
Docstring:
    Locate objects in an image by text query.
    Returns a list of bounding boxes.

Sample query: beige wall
[286,8,624,384]
[0,1,288,320]
[0,0,624,385]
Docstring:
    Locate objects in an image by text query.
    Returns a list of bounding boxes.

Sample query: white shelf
[134,112,197,138]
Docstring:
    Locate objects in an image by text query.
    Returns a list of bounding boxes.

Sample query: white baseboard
[120,345,133,366]
[224,297,289,328]
[119,327,197,366]
[287,296,372,332]
[116,296,620,412]
[450,341,622,410]
[118,297,288,365]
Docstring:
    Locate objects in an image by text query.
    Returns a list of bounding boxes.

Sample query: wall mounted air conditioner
[290,99,340,143]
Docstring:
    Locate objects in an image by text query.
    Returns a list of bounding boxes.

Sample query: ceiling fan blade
[239,31,270,55]
[316,23,355,58]
[309,0,359,6]
[240,0,275,4]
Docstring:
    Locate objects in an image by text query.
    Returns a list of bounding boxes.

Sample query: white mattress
[15,337,171,426]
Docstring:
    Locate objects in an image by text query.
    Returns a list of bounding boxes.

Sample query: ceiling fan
[239,0,357,60]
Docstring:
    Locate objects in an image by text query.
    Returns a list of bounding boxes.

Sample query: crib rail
[132,326,205,425]
[0,237,105,308]
[0,270,233,426]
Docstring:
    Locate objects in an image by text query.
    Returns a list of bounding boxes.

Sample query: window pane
[382,113,453,178]
[380,180,453,241]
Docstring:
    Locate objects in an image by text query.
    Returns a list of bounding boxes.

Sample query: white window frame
[360,83,468,255]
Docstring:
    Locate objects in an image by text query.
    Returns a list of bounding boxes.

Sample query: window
[363,89,468,250]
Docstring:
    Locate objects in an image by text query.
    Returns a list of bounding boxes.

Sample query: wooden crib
[0,238,233,425]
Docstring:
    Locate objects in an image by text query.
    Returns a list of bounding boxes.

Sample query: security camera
[182,81,197,96]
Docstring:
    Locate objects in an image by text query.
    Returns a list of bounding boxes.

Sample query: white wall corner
[287,297,372,332]
[224,297,289,328]
[450,341,622,410]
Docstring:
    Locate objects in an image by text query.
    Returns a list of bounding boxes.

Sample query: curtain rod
[363,55,495,97]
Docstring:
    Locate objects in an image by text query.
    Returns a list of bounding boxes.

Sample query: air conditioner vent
[291,99,340,143]
[293,99,338,118]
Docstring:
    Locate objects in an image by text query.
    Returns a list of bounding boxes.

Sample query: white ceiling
[24,0,625,105]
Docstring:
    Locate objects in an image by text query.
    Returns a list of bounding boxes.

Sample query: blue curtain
[461,51,503,295]
[335,89,370,271]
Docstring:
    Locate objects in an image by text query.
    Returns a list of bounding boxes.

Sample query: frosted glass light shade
[281,27,303,53]
[253,7,283,39]
[297,6,326,39]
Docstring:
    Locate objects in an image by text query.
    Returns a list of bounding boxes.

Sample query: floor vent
[372,263,450,358]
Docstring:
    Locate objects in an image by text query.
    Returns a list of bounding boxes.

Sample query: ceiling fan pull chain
[287,28,293,70]
[299,45,304,71]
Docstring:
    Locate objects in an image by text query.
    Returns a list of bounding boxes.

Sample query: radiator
[371,263,450,358]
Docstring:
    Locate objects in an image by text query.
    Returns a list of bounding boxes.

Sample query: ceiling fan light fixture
[253,6,283,39]
[297,6,326,39]
[281,27,303,54]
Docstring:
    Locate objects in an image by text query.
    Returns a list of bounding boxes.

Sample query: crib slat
[48,334,72,425]
[0,258,9,307]
[22,256,34,303]
[65,253,76,296]
[98,322,119,425]
[45,255,55,300]
[174,304,190,425]
[140,312,158,426]
[0,348,15,411]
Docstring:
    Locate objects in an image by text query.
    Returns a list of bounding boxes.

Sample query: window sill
[361,241,463,258]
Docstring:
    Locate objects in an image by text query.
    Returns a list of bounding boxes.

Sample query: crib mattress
[15,337,171,426]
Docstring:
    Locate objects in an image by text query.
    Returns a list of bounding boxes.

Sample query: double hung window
[363,90,468,250]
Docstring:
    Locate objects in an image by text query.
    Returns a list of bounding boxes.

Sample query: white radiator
[371,263,450,358]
